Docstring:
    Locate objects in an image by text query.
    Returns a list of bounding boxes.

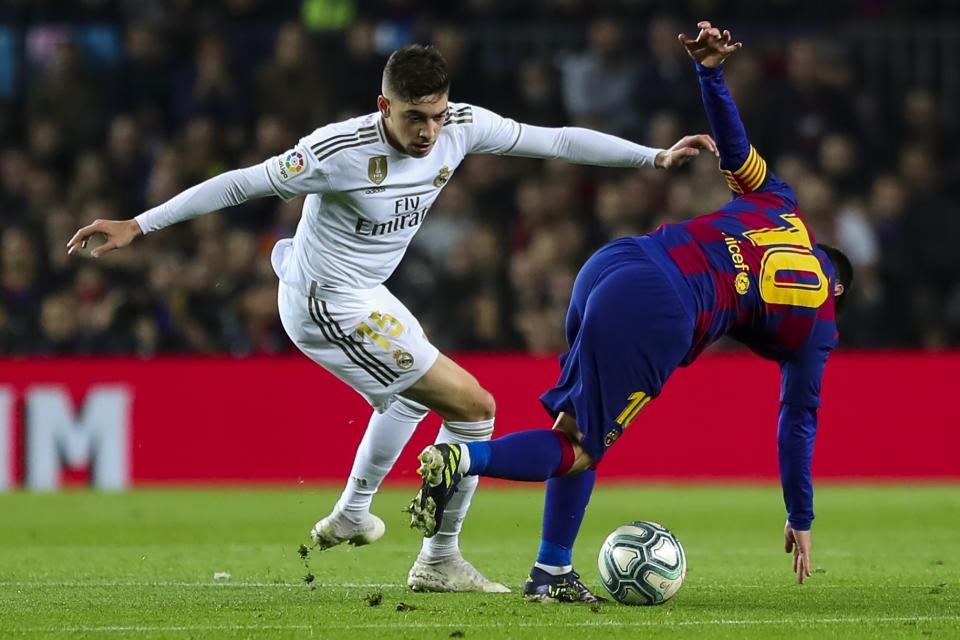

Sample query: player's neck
[380,115,407,156]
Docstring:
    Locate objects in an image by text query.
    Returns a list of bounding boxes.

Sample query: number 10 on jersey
[743,213,829,309]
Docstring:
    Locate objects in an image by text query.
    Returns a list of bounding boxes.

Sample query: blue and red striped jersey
[649,175,838,372]
[637,60,836,530]
[645,64,838,411]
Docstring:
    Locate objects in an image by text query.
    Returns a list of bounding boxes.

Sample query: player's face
[378,93,448,158]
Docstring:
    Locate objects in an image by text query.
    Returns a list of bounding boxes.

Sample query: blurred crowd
[2,0,960,357]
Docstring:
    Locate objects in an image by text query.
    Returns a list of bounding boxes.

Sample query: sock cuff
[442,418,495,442]
[534,562,574,576]
[551,430,576,476]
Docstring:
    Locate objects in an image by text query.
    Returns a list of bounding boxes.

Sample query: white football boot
[407,552,511,593]
[310,510,385,550]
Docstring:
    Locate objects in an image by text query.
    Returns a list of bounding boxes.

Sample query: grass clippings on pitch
[1,485,958,639]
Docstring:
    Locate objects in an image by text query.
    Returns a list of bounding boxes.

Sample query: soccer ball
[597,520,686,605]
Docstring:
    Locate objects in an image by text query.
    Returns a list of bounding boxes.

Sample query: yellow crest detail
[604,429,622,447]
[735,272,750,295]
[392,349,414,370]
[368,156,388,185]
[433,165,450,187]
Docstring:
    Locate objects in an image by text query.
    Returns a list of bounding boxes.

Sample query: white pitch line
[0,581,945,590]
[20,625,312,634]
[309,616,960,629]
[17,616,960,634]
[0,581,403,588]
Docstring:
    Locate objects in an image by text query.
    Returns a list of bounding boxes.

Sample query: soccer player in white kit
[68,45,714,592]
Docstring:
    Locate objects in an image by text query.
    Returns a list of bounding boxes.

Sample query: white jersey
[135,102,660,297]
[266,103,521,294]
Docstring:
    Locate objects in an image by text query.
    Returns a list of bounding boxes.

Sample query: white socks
[334,402,495,564]
[420,418,495,560]
[535,562,573,576]
[335,398,429,521]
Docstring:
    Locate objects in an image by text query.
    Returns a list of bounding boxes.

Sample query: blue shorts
[540,237,695,461]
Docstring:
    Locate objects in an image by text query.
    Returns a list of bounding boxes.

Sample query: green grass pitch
[1,484,957,639]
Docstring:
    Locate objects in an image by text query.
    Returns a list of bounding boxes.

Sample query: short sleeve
[263,142,330,201]
[461,104,523,155]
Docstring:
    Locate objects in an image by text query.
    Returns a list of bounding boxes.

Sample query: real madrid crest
[368,156,388,185]
[393,349,414,370]
[433,165,450,187]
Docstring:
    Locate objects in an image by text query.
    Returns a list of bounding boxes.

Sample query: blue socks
[460,428,595,573]
[464,430,567,481]
[536,469,596,569]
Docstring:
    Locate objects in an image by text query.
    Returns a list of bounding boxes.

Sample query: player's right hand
[678,21,742,68]
[784,521,812,584]
[67,218,142,258]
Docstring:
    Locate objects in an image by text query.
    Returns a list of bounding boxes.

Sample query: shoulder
[439,102,482,150]
[442,102,478,144]
[444,102,477,126]
[301,112,384,163]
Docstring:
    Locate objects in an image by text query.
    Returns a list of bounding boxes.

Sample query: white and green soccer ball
[597,520,686,605]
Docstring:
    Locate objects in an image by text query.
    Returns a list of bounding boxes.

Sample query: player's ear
[377,95,390,118]
[834,282,845,297]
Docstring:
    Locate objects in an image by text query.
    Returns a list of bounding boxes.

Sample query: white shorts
[277,279,439,412]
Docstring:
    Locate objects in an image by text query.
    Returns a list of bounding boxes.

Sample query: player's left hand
[655,134,718,169]
[678,21,743,69]
[784,521,812,584]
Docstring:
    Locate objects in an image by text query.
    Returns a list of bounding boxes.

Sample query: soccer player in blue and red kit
[407,22,854,602]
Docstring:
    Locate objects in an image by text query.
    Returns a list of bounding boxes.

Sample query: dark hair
[817,243,854,313]
[382,44,450,102]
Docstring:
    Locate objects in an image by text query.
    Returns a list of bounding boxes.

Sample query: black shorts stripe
[308,298,391,387]
[316,137,379,162]
[307,297,392,387]
[312,131,378,156]
[314,297,399,384]
[319,300,399,381]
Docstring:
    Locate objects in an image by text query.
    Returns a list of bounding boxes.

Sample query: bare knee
[402,354,496,423]
[451,385,495,422]
[476,388,496,420]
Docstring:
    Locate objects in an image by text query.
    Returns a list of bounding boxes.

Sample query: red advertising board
[2,351,958,486]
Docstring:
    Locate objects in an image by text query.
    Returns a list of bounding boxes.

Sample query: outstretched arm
[67,141,329,258]
[777,342,830,585]
[67,164,275,258]
[134,165,274,234]
[778,402,816,584]
[679,22,778,196]
[507,124,716,170]
[464,104,716,170]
